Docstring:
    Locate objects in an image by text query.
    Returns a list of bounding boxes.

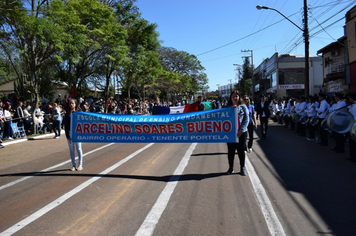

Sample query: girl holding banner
[225,90,249,176]
[64,99,83,171]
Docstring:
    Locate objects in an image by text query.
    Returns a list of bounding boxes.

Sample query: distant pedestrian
[64,99,83,171]
[52,103,62,139]
[243,96,257,153]
[255,94,271,140]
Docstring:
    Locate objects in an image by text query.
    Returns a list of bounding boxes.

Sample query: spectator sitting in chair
[34,112,44,134]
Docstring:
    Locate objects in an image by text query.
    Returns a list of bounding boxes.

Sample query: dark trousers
[307,121,316,139]
[296,122,306,135]
[0,121,3,138]
[349,138,356,160]
[318,119,328,145]
[53,120,61,137]
[333,131,344,151]
[247,122,254,149]
[227,132,247,169]
[260,117,268,138]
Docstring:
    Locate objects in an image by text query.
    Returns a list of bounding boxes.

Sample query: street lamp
[256,2,310,96]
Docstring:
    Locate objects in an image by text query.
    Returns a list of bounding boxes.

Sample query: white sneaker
[247,148,252,153]
[70,166,76,171]
[8,137,13,140]
[77,166,83,171]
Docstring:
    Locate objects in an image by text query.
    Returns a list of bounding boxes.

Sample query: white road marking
[0,143,154,236]
[135,143,197,236]
[0,143,115,191]
[245,156,286,236]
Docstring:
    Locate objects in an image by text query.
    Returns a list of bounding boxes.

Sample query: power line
[196,12,299,57]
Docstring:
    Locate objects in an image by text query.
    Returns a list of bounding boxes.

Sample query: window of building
[278,70,304,84]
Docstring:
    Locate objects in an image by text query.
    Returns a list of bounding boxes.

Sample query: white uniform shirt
[284,102,291,113]
[349,103,356,120]
[305,102,315,117]
[334,100,347,111]
[316,100,330,119]
[294,102,300,114]
[298,101,307,116]
[328,103,336,113]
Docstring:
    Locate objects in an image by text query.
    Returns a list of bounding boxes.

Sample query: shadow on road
[0,170,230,182]
[254,120,356,235]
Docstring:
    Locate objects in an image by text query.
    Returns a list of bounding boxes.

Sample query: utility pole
[304,0,310,96]
[256,2,310,97]
[241,50,254,99]
[228,79,233,94]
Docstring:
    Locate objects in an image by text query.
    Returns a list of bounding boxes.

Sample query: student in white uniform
[331,93,347,153]
[347,92,356,162]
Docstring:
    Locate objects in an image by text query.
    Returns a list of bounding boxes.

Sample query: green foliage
[157,47,207,100]
[0,0,209,107]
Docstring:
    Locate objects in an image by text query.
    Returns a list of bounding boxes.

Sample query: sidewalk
[1,130,65,147]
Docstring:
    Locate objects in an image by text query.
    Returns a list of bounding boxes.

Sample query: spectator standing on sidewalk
[3,102,13,140]
[255,94,271,140]
[225,90,249,176]
[14,101,25,136]
[0,100,5,139]
[243,96,257,153]
[64,99,83,171]
[52,103,62,138]
[4,102,13,140]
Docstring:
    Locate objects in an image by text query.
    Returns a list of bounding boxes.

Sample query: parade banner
[71,107,239,143]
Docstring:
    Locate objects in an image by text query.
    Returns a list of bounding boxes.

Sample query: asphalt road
[0,121,355,236]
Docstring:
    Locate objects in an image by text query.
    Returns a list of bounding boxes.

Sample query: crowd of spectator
[0,92,226,148]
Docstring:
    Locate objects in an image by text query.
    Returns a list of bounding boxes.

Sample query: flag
[154,102,215,115]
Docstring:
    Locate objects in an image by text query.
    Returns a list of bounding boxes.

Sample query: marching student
[243,96,257,153]
[347,92,356,162]
[305,95,318,141]
[225,90,249,176]
[255,94,271,140]
[331,93,347,153]
[314,93,330,146]
[64,99,83,171]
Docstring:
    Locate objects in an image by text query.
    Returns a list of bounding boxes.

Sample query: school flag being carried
[71,107,239,143]
[154,101,213,115]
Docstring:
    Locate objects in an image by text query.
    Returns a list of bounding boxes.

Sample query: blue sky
[136,0,355,91]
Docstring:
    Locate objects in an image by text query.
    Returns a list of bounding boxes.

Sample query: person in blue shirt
[243,96,257,153]
[225,90,249,176]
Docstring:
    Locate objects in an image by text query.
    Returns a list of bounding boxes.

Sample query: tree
[0,0,67,133]
[113,1,161,102]
[50,0,128,100]
[236,57,252,96]
[158,47,208,101]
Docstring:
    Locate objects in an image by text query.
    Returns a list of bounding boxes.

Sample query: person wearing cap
[331,93,347,153]
[347,93,356,162]
[255,94,271,140]
[314,93,330,146]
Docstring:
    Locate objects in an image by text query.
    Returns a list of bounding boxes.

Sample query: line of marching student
[257,92,356,163]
